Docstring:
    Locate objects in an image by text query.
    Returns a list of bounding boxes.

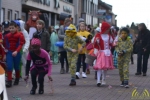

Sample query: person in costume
[2,21,10,37]
[0,65,8,100]
[0,29,6,71]
[50,25,59,64]
[17,20,30,77]
[93,22,114,87]
[3,21,25,87]
[64,24,85,86]
[25,38,52,95]
[115,28,133,88]
[76,22,90,79]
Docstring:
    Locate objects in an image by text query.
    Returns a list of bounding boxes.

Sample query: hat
[96,27,101,32]
[54,25,59,30]
[66,24,77,33]
[13,20,20,27]
[2,21,10,28]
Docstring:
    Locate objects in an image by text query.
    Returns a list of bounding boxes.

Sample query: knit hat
[2,21,10,28]
[31,38,41,46]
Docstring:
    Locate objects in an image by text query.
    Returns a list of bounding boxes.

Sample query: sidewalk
[7,55,150,100]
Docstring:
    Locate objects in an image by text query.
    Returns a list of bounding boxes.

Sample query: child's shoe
[101,79,106,85]
[69,79,76,86]
[86,69,90,74]
[82,72,87,78]
[14,78,19,85]
[30,87,37,95]
[124,80,129,88]
[120,81,124,87]
[6,80,12,88]
[97,83,101,87]
[76,72,80,79]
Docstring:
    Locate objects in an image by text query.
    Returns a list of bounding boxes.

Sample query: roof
[99,0,112,10]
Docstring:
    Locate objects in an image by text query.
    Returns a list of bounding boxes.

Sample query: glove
[48,76,53,81]
[23,48,28,53]
[80,36,86,41]
[24,75,29,82]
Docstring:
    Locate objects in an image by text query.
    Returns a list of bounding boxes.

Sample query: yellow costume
[64,24,85,86]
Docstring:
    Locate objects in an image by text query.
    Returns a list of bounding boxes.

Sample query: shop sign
[63,6,72,13]
[32,0,50,6]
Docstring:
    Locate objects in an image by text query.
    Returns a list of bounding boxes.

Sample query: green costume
[50,31,59,64]
[64,24,85,80]
[115,37,133,82]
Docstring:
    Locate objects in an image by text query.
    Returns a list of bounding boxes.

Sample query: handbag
[55,41,64,48]
[86,43,94,50]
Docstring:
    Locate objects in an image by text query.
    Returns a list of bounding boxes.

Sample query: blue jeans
[6,50,21,71]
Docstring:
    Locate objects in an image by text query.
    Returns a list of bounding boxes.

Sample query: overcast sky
[103,0,150,29]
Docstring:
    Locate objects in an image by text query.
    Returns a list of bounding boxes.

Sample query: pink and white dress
[93,34,115,70]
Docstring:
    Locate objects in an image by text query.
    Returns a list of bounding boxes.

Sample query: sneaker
[120,81,124,87]
[124,80,129,88]
[76,72,80,79]
[60,68,65,74]
[101,80,106,85]
[82,72,87,78]
[124,85,129,88]
[97,83,101,87]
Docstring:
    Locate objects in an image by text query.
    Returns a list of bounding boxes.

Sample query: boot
[39,85,44,94]
[60,68,65,74]
[14,78,19,85]
[69,79,76,86]
[6,80,12,88]
[30,87,37,95]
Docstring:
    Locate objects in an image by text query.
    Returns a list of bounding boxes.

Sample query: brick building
[1,0,22,23]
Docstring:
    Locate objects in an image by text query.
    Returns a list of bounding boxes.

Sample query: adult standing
[58,18,71,74]
[135,23,150,76]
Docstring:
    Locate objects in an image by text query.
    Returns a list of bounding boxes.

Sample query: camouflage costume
[64,24,85,81]
[115,37,133,81]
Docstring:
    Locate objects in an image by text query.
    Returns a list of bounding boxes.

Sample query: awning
[59,13,71,20]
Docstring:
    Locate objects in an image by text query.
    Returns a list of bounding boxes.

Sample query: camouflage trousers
[67,53,78,79]
[118,56,130,81]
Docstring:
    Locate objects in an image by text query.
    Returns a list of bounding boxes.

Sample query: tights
[97,70,107,83]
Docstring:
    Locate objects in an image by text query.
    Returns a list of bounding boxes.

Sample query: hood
[65,24,77,37]
[101,22,111,34]
[19,20,25,31]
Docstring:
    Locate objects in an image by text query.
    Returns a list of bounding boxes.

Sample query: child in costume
[115,28,133,88]
[76,22,90,78]
[3,21,25,87]
[18,20,30,77]
[0,65,8,100]
[0,32,6,70]
[50,25,59,64]
[64,24,85,86]
[25,38,52,95]
[93,22,114,87]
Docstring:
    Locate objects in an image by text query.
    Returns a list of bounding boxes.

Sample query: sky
[103,0,150,29]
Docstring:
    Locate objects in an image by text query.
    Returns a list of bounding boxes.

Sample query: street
[7,55,150,100]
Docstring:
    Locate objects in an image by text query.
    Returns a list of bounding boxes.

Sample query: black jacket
[135,29,150,54]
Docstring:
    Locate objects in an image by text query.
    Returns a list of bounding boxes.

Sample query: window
[1,8,5,22]
[7,10,12,21]
[65,0,73,3]
[14,11,19,20]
